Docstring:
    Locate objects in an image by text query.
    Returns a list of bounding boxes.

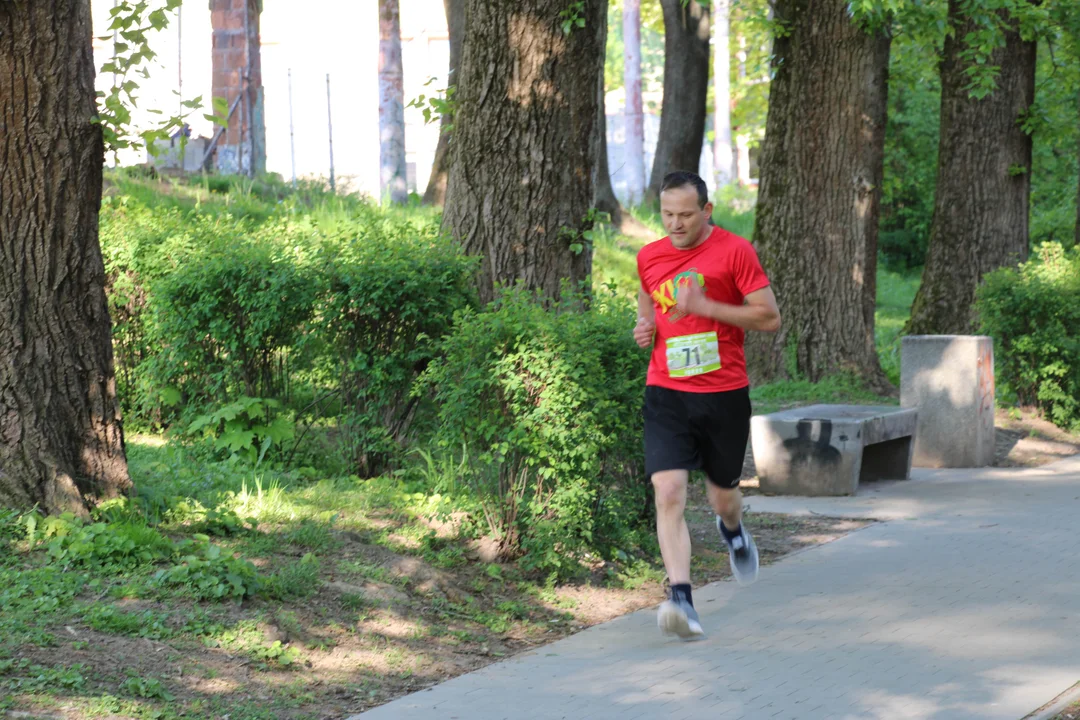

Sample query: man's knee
[708,482,741,516]
[651,470,688,510]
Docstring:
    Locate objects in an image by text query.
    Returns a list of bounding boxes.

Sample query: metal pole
[241,0,251,176]
[178,4,183,116]
[112,0,119,167]
[289,69,297,188]
[178,4,184,174]
[326,73,336,193]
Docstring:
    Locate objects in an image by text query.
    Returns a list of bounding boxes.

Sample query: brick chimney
[210,0,265,174]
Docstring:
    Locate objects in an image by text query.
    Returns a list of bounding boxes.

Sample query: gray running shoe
[718,518,759,586]
[657,598,705,639]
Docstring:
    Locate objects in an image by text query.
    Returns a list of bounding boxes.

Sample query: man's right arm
[637,287,653,324]
[634,287,656,349]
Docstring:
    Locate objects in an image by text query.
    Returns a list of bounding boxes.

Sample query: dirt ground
[3,512,869,720]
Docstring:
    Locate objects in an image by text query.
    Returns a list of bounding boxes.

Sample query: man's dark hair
[660,171,709,208]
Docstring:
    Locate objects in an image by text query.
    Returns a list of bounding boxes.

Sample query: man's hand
[674,275,709,317]
[633,315,656,349]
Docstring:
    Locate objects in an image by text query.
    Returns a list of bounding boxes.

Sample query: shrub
[154,535,262,601]
[977,242,1080,430]
[184,396,295,466]
[147,234,317,413]
[316,207,477,476]
[419,286,651,577]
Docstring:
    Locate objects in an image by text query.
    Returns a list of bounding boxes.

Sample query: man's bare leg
[652,469,691,585]
[706,479,759,585]
[706,481,742,532]
[652,469,703,638]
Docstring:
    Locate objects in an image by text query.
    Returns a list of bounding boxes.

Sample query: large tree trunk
[1075,89,1080,249]
[622,0,646,206]
[713,0,734,187]
[379,0,408,204]
[442,0,606,304]
[747,0,891,389]
[906,1,1035,335]
[0,0,131,514]
[422,0,465,206]
[646,0,710,204]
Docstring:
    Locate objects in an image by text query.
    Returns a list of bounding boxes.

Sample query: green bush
[21,512,262,601]
[155,535,262,601]
[27,514,174,570]
[419,286,651,578]
[977,243,1080,430]
[147,234,317,412]
[184,396,295,466]
[316,208,477,476]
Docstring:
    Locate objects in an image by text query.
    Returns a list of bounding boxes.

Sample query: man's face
[660,185,713,249]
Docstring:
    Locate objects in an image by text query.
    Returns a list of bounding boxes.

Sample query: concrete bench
[751,404,919,496]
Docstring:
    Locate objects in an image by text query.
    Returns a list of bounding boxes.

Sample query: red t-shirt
[637,225,771,393]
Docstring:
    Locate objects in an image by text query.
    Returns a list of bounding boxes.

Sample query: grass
[875,268,920,386]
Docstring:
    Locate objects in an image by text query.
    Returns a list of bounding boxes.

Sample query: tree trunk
[0,0,131,514]
[596,87,656,241]
[442,0,606,304]
[646,0,710,204]
[379,0,408,204]
[713,0,734,187]
[594,10,652,241]
[623,0,646,206]
[595,57,625,229]
[906,1,1035,335]
[747,0,891,389]
[422,0,465,206]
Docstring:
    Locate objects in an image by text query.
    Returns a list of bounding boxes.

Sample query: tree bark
[622,0,646,206]
[0,0,131,514]
[1075,88,1080,250]
[906,0,1035,335]
[646,0,710,204]
[422,0,465,206]
[747,0,891,389]
[713,0,734,187]
[442,0,606,304]
[379,0,408,204]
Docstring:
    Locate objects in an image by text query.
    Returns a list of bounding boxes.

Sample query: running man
[634,171,781,639]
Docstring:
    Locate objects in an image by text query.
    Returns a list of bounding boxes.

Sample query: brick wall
[210,0,265,174]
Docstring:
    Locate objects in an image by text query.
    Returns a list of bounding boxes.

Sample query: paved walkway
[352,455,1080,720]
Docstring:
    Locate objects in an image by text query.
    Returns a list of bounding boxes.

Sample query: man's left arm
[675,279,780,332]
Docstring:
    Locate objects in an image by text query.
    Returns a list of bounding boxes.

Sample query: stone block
[900,335,995,468]
[751,405,918,496]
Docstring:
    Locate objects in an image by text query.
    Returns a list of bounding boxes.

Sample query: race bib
[665,331,721,378]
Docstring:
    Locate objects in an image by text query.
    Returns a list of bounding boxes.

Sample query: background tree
[713,0,734,187]
[747,0,892,388]
[0,0,131,514]
[422,0,465,206]
[379,0,408,204]
[646,0,711,203]
[623,0,647,205]
[442,0,608,303]
[906,0,1037,335]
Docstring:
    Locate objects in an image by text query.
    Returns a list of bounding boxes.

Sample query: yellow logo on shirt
[651,270,705,321]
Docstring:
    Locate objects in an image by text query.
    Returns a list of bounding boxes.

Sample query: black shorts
[644,385,751,489]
